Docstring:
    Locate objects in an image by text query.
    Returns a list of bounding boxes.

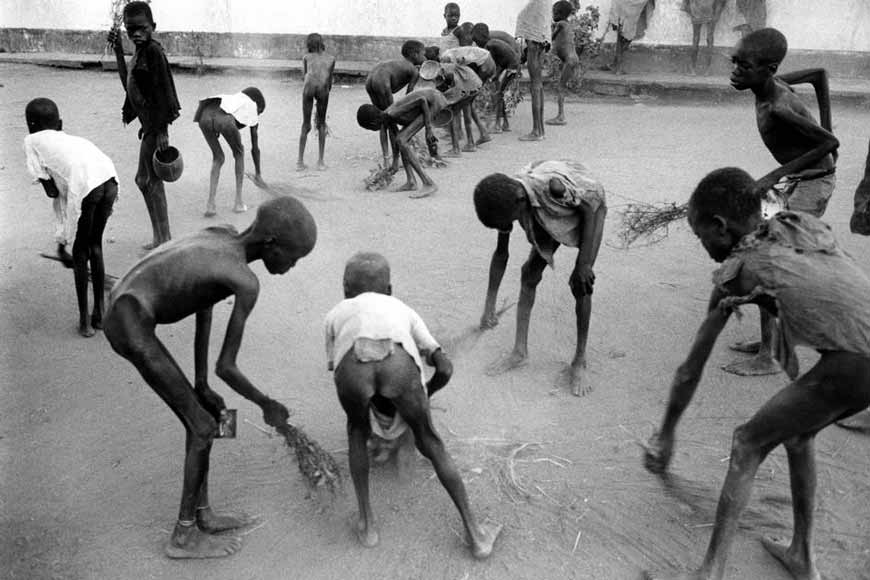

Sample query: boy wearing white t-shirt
[193,87,265,217]
[24,98,119,337]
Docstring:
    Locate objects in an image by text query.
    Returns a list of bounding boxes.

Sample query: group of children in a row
[22,1,870,579]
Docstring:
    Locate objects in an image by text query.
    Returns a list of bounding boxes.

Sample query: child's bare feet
[485,351,528,375]
[317,161,328,171]
[835,409,870,432]
[476,134,492,145]
[196,507,257,533]
[409,184,437,199]
[233,203,248,214]
[545,116,567,126]
[721,354,780,376]
[296,162,308,172]
[760,536,821,580]
[642,431,673,475]
[501,122,511,132]
[444,149,462,158]
[91,312,103,330]
[355,519,379,548]
[204,203,217,218]
[79,322,96,338]
[395,181,418,192]
[462,143,477,153]
[567,364,591,397]
[165,523,242,559]
[469,522,503,559]
[57,245,74,268]
[518,132,544,142]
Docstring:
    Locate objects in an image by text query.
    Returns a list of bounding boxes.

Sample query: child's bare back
[551,20,578,64]
[303,52,336,97]
[367,60,420,95]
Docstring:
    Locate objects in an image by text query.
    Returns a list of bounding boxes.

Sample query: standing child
[515,0,551,141]
[365,40,426,171]
[325,252,502,557]
[546,1,580,126]
[194,87,266,217]
[24,98,119,338]
[357,88,450,198]
[724,28,839,376]
[104,196,316,559]
[109,1,179,249]
[474,160,607,396]
[439,3,462,52]
[643,168,870,580]
[298,33,336,171]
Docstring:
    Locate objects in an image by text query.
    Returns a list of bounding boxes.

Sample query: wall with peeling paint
[1,0,868,52]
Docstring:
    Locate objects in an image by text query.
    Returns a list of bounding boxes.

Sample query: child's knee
[134,172,149,192]
[301,120,312,134]
[212,150,226,165]
[520,261,544,287]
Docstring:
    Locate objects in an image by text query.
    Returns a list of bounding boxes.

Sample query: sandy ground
[1,63,869,580]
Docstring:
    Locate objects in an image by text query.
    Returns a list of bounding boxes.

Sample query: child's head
[453,22,474,46]
[730,28,787,89]
[553,0,574,22]
[401,40,426,66]
[473,173,526,231]
[424,45,441,62]
[241,87,266,115]
[688,167,761,262]
[306,33,325,53]
[357,104,386,131]
[471,23,490,47]
[343,252,391,298]
[443,3,461,28]
[123,1,155,45]
[250,196,317,274]
[25,98,61,133]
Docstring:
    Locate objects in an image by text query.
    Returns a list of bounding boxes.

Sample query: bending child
[643,168,870,580]
[474,160,607,396]
[725,28,839,376]
[325,252,502,557]
[357,88,450,198]
[109,1,179,248]
[546,1,580,126]
[24,98,119,338]
[104,196,316,559]
[365,40,426,170]
[194,87,266,217]
[298,33,336,171]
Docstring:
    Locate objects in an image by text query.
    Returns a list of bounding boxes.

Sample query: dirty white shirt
[23,129,117,244]
[324,292,440,378]
[214,92,259,127]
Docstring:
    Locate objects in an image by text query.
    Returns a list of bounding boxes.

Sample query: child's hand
[480,310,500,330]
[156,131,169,152]
[261,398,290,428]
[569,264,595,296]
[107,26,123,53]
[195,384,227,420]
[752,177,778,199]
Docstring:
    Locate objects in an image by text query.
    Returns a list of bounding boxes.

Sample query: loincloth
[352,338,411,441]
[766,168,836,219]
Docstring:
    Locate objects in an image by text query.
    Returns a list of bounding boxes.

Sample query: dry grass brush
[617,201,689,248]
[276,423,342,496]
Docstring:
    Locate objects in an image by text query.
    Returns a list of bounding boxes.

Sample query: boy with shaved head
[643,168,870,580]
[325,252,502,557]
[725,27,840,377]
[104,196,316,559]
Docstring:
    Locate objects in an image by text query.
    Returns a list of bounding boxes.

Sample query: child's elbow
[214,362,236,382]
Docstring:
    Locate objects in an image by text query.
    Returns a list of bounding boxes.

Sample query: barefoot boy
[643,167,870,580]
[439,3,462,52]
[325,252,502,557]
[365,40,426,170]
[440,45,496,151]
[474,160,606,396]
[24,98,119,338]
[109,1,179,248]
[515,0,551,141]
[546,1,580,126]
[725,28,840,376]
[194,87,266,217]
[103,196,316,559]
[298,33,336,171]
[357,88,449,198]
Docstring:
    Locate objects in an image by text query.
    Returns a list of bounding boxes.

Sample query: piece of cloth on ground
[608,0,656,41]
[714,211,870,378]
[514,160,606,267]
[515,0,550,44]
[24,129,119,244]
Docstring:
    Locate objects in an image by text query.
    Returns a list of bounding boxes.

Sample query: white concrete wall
[2,0,868,51]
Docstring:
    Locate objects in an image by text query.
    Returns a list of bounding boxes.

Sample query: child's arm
[480,231,511,329]
[426,349,453,397]
[193,307,227,418]
[108,28,128,89]
[406,67,420,94]
[215,277,290,427]
[408,309,452,396]
[570,200,607,296]
[777,68,833,132]
[302,54,308,78]
[327,56,336,93]
[755,106,840,195]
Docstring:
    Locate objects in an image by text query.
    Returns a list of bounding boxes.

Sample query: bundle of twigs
[363,164,395,191]
[410,136,448,168]
[276,422,341,495]
[617,201,688,248]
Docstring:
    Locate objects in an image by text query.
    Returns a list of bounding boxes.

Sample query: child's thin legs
[316,95,329,169]
[461,104,475,152]
[297,95,314,170]
[200,129,224,216]
[87,180,117,328]
[348,418,378,547]
[72,195,97,336]
[470,99,491,145]
[547,60,576,125]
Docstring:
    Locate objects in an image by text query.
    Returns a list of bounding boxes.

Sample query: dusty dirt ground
[2,63,870,580]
